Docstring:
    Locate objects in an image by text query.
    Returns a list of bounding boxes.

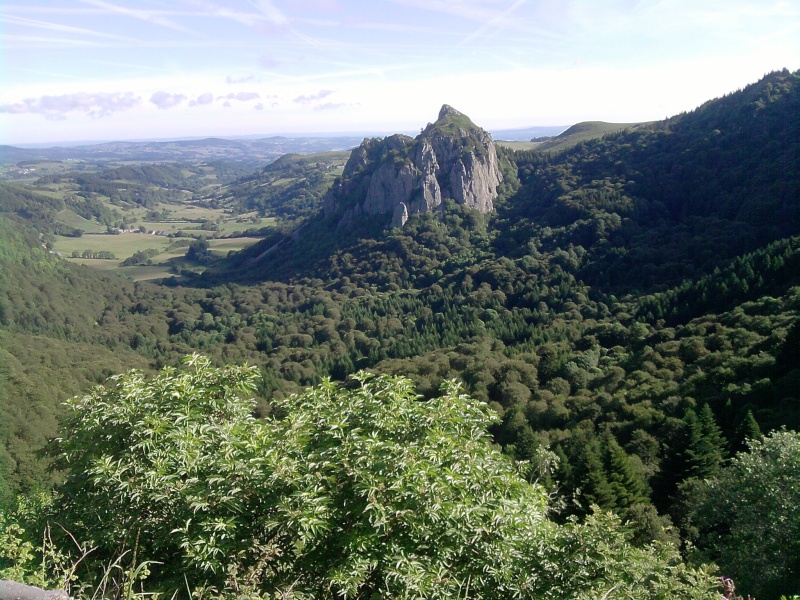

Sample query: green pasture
[214,217,275,235]
[495,141,541,151]
[29,186,70,198]
[137,220,191,233]
[57,231,263,280]
[56,209,108,233]
[209,237,262,255]
[536,121,654,153]
[55,232,172,258]
[63,257,121,271]
[168,204,223,221]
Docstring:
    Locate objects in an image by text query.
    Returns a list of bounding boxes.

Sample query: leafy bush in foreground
[36,357,718,598]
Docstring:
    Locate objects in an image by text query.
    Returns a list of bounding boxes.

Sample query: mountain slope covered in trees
[0,69,798,598]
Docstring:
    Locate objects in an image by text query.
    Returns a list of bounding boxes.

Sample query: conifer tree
[682,405,727,481]
[734,408,762,452]
[605,436,649,508]
[580,439,617,509]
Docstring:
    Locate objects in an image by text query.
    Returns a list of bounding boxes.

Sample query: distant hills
[0,126,572,167]
[0,135,367,167]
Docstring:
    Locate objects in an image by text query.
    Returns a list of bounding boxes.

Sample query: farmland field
[56,232,173,257]
[59,233,262,280]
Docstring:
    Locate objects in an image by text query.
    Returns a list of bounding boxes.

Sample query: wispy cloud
[459,0,527,45]
[389,0,559,40]
[388,0,498,24]
[4,34,102,47]
[247,0,323,46]
[258,56,281,69]
[0,92,140,120]
[77,0,196,35]
[313,102,349,111]
[226,74,256,84]
[293,89,334,105]
[150,91,187,109]
[0,13,140,42]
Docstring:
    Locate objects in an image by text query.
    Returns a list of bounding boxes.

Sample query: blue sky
[1,0,799,144]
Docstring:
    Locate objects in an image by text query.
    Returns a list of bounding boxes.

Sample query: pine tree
[581,439,616,509]
[684,405,727,480]
[605,436,649,508]
[733,408,762,452]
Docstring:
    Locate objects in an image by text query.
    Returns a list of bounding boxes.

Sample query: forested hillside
[1,69,799,598]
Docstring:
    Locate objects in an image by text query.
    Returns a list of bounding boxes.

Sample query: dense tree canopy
[39,357,718,599]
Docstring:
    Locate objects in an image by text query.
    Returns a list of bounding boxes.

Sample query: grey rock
[325,105,502,229]
[391,202,409,228]
[0,581,70,600]
[410,140,441,213]
[363,162,416,215]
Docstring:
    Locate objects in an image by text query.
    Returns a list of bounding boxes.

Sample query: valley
[1,70,798,599]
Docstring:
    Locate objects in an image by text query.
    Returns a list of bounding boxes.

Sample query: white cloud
[227,92,261,101]
[226,74,256,84]
[0,91,140,120]
[293,89,334,105]
[150,91,187,109]
[189,92,214,107]
[313,102,348,111]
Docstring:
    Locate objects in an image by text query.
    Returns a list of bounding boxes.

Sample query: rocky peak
[438,104,464,120]
[324,106,503,228]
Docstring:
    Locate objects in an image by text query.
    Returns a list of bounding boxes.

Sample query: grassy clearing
[167,204,223,221]
[64,257,121,270]
[56,209,108,233]
[537,121,654,153]
[495,141,541,151]
[215,217,275,235]
[55,232,172,258]
[209,237,262,255]
[57,231,263,279]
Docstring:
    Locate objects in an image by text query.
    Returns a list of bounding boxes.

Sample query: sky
[1,0,799,145]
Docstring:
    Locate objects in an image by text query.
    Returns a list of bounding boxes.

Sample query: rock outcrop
[323,105,502,228]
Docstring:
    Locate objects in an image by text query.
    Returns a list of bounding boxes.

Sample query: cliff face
[323,105,502,228]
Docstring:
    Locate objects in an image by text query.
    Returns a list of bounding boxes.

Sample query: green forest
[1,70,799,599]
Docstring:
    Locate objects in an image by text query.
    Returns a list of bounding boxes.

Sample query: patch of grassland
[64,257,121,270]
[54,232,172,259]
[537,121,653,153]
[214,217,275,235]
[208,237,262,255]
[56,209,108,233]
[495,141,541,151]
